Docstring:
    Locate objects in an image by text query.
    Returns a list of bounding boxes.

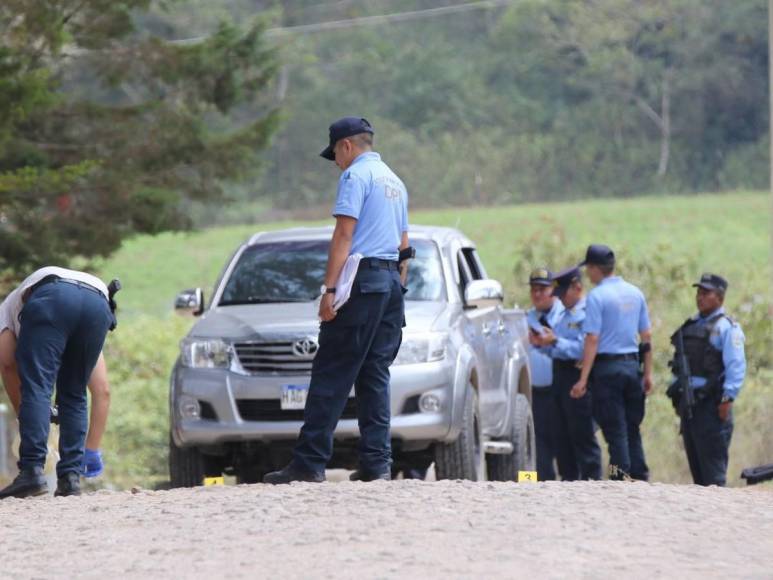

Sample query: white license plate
[281,384,309,410]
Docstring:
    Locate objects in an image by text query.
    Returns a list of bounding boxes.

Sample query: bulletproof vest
[670,313,726,385]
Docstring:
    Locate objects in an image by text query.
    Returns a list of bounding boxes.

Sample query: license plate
[281,384,309,410]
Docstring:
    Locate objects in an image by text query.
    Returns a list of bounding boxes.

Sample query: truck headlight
[393,332,448,366]
[180,338,232,369]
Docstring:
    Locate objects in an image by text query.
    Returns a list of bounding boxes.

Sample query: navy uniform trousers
[17,280,113,478]
[293,261,405,476]
[552,361,602,480]
[590,358,649,480]
[531,386,560,481]
[682,393,733,486]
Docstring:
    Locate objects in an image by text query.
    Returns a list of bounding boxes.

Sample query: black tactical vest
[670,313,727,387]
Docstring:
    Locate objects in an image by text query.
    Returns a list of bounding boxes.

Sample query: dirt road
[1,480,771,579]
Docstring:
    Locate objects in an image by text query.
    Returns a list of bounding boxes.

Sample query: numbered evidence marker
[517,471,538,483]
[204,477,225,486]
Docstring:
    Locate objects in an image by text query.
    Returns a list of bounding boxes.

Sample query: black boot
[263,464,325,485]
[54,472,81,497]
[349,469,391,482]
[0,466,48,499]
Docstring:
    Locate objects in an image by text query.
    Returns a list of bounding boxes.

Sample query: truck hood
[189,301,448,340]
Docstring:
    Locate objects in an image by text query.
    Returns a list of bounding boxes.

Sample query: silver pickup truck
[169,225,535,485]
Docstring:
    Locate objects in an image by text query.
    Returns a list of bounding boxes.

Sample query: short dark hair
[599,264,615,275]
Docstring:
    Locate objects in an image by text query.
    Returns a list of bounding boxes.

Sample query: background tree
[0,0,279,274]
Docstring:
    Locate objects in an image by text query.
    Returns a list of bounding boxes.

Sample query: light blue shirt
[547,298,586,361]
[584,276,650,354]
[333,152,408,261]
[527,298,565,387]
[684,307,746,400]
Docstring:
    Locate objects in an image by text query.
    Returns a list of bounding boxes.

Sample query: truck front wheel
[434,386,486,481]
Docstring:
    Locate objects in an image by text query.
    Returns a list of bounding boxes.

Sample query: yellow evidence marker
[517,471,538,483]
[204,477,225,486]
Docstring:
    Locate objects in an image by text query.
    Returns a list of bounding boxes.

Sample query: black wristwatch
[720,395,734,404]
[320,285,336,295]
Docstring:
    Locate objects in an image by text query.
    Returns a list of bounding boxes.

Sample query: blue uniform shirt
[547,298,586,361]
[584,276,650,354]
[685,307,746,400]
[527,299,565,387]
[333,152,408,261]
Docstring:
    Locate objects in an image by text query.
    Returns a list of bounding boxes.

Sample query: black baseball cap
[693,273,728,294]
[579,244,615,267]
[320,117,374,160]
[528,267,553,287]
[551,266,581,298]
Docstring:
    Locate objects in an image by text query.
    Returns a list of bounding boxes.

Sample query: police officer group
[0,115,747,496]
[528,246,746,486]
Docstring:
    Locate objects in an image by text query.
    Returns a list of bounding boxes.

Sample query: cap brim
[528,281,553,287]
[693,282,719,291]
[552,285,569,298]
[577,260,587,267]
[320,145,335,160]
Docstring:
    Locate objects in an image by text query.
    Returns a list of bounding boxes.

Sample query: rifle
[741,463,773,485]
[667,327,695,420]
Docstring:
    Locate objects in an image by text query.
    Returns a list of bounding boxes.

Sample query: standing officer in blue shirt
[571,245,653,481]
[526,268,570,481]
[668,273,745,486]
[265,117,409,484]
[533,267,602,480]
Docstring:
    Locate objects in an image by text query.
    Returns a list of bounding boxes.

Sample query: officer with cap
[532,266,602,480]
[571,245,653,481]
[668,273,745,486]
[526,267,570,481]
[264,117,409,484]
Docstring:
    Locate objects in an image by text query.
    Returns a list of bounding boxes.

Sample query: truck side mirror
[464,279,503,310]
[175,288,205,317]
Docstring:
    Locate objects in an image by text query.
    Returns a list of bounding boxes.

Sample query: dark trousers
[590,359,649,480]
[552,362,602,480]
[293,266,404,475]
[16,281,113,478]
[682,394,733,486]
[532,387,557,481]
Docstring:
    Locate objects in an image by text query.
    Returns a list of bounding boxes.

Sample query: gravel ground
[1,480,772,579]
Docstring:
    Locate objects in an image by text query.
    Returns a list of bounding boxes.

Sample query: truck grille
[237,398,358,422]
[233,341,315,375]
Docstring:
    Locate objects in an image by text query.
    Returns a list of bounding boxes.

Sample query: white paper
[333,253,363,311]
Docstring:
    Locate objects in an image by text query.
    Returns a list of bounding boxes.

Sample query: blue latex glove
[83,448,104,478]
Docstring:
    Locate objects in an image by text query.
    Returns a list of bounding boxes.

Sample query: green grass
[93,190,771,487]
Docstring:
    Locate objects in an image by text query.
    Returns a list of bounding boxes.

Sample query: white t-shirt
[0,267,109,336]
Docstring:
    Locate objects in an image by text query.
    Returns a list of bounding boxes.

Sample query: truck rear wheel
[169,434,205,488]
[434,387,486,481]
[487,393,536,481]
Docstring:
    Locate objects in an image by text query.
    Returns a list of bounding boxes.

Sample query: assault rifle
[667,327,695,420]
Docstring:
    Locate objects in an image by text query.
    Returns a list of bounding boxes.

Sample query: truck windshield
[219,239,445,305]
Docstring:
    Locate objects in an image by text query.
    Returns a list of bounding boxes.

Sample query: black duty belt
[595,352,639,362]
[28,275,105,300]
[358,258,399,271]
[554,358,580,369]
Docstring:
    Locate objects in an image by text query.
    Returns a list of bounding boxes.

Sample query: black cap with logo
[320,117,374,160]
[693,273,728,294]
[551,266,582,298]
[528,267,553,287]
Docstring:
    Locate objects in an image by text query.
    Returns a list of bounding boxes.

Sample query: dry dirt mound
[1,480,772,579]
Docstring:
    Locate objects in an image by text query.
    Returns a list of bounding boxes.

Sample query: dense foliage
[0,0,279,274]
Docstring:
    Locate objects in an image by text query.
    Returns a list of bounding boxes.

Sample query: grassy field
[89,191,770,488]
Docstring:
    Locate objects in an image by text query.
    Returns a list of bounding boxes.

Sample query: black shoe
[349,469,391,482]
[54,472,81,497]
[0,466,48,499]
[263,464,325,485]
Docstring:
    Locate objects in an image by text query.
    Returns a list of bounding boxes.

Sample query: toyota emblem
[292,338,319,357]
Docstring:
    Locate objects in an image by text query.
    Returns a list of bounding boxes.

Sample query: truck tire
[169,434,205,488]
[487,393,536,481]
[434,387,486,481]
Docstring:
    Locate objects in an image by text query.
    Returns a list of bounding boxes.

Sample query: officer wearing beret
[265,117,409,484]
[668,273,746,486]
[533,266,602,480]
[571,245,652,481]
[526,267,571,481]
